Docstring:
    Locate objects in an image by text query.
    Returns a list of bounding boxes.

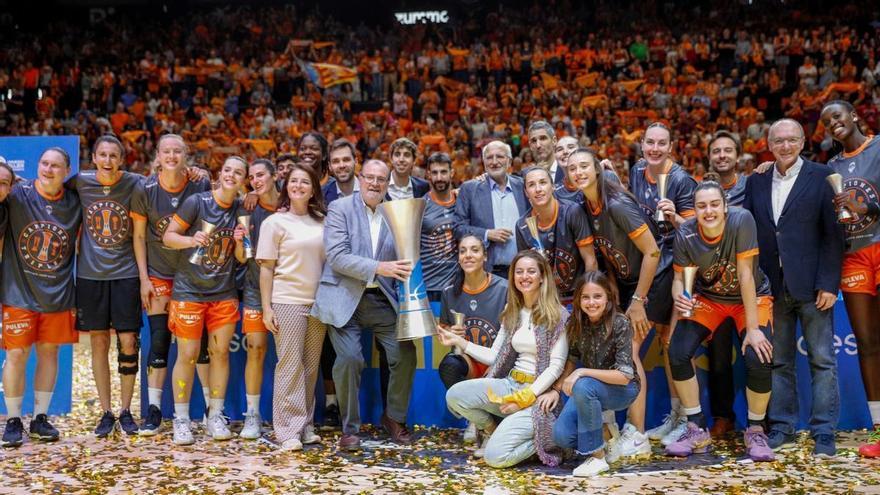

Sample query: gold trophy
[655,173,669,223]
[237,215,254,258]
[188,220,217,265]
[681,266,698,318]
[826,173,853,221]
[524,216,544,251]
[450,310,465,356]
[378,198,437,341]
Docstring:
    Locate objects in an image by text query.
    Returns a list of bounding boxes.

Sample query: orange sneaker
[858,428,880,458]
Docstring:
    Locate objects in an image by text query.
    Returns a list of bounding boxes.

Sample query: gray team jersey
[515,199,593,302]
[242,201,276,309]
[171,191,244,302]
[720,174,747,207]
[440,274,508,347]
[828,136,880,253]
[130,176,211,279]
[673,207,770,303]
[71,171,143,280]
[1,181,82,312]
[421,195,458,292]
[585,193,655,285]
[553,183,584,204]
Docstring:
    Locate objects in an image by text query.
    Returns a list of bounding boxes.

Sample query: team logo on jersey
[203,228,236,271]
[171,197,179,208]
[595,237,631,279]
[18,221,71,272]
[843,177,879,234]
[102,186,112,196]
[464,317,498,347]
[848,162,856,174]
[551,247,577,291]
[427,224,455,258]
[702,258,739,295]
[86,200,131,247]
[44,204,53,214]
[156,214,174,236]
[469,299,478,311]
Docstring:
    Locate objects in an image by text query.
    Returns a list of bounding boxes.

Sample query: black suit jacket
[743,158,845,302]
[384,175,429,201]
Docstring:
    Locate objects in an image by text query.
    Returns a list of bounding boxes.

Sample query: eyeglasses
[770,137,804,146]
[360,174,388,184]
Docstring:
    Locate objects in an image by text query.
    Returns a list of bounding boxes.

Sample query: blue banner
[0,135,80,416]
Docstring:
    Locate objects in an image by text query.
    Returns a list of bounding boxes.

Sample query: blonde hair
[500,250,562,331]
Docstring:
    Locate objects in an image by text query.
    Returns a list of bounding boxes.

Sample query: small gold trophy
[655,173,669,223]
[681,266,698,318]
[188,220,217,265]
[826,173,853,221]
[451,310,466,356]
[237,215,254,258]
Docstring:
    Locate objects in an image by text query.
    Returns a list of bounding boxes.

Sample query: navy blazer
[743,158,844,302]
[321,178,342,205]
[385,175,430,200]
[453,174,528,270]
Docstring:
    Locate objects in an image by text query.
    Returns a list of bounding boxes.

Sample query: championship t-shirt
[71,171,143,280]
[553,182,583,204]
[672,207,770,303]
[440,274,508,348]
[130,176,211,279]
[721,174,748,207]
[242,200,277,309]
[421,193,458,292]
[585,193,654,285]
[629,159,697,244]
[515,199,593,302]
[1,180,82,312]
[170,191,244,302]
[827,136,880,253]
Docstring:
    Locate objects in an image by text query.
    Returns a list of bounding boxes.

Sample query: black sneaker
[323,404,340,428]
[139,404,162,436]
[118,409,138,435]
[2,418,24,448]
[94,411,117,438]
[29,414,60,442]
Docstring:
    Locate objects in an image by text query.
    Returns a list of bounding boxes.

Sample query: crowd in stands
[0,1,879,182]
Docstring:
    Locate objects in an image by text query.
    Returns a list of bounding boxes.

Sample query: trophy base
[396,310,437,341]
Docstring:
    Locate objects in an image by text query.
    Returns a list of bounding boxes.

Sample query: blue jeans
[768,290,840,437]
[553,377,640,455]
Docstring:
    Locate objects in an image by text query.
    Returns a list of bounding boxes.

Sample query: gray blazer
[453,174,528,269]
[311,194,399,327]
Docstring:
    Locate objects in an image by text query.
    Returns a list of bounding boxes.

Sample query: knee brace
[117,334,141,375]
[197,331,210,365]
[147,314,171,368]
[438,353,470,390]
[668,343,697,382]
[743,346,773,394]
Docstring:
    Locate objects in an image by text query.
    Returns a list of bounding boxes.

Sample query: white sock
[326,394,337,407]
[670,398,682,415]
[868,401,880,426]
[682,405,702,416]
[202,387,211,407]
[246,394,260,414]
[209,398,224,418]
[747,410,766,422]
[33,391,53,416]
[148,388,163,407]
[4,396,23,419]
[174,403,189,420]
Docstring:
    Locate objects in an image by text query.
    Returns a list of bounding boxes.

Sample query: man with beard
[322,139,360,204]
[387,138,429,200]
[420,153,458,301]
[528,120,565,185]
[708,131,748,207]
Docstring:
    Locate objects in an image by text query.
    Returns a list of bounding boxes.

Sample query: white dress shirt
[771,157,803,224]
[387,175,414,200]
[363,198,384,288]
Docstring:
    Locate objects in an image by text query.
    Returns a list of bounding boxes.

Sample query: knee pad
[668,344,696,382]
[743,347,773,394]
[438,353,470,389]
[117,334,140,375]
[197,332,210,364]
[147,315,170,369]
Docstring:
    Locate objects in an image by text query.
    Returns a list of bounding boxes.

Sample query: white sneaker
[280,438,303,451]
[206,414,234,441]
[301,425,321,444]
[474,434,491,458]
[463,422,478,444]
[647,411,681,440]
[612,423,651,460]
[603,410,620,440]
[660,416,689,446]
[605,428,627,464]
[172,417,194,445]
[239,412,262,440]
[573,456,610,477]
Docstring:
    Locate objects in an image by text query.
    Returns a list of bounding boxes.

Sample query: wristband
[631,293,648,304]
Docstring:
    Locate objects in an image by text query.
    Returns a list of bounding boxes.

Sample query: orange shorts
[242,308,267,334]
[2,306,78,350]
[149,277,173,298]
[840,243,880,295]
[168,299,240,340]
[681,295,773,334]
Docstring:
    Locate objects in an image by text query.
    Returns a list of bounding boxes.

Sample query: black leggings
[669,319,773,394]
[708,320,738,420]
[438,353,471,389]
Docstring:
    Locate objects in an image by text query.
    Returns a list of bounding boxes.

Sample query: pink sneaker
[664,422,711,457]
[744,426,775,462]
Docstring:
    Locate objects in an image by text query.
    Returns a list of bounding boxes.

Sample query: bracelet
[631,293,648,304]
